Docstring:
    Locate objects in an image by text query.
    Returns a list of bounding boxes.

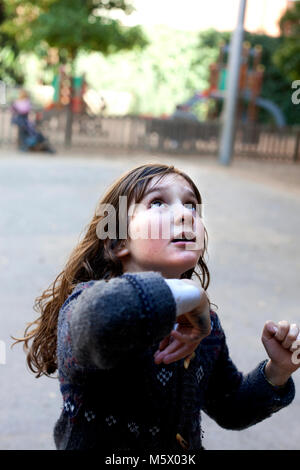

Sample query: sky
[111,0,293,36]
[114,0,239,31]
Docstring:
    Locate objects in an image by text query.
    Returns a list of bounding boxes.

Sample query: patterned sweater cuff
[257,359,296,409]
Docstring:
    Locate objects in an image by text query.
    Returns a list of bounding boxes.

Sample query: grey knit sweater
[53,271,295,451]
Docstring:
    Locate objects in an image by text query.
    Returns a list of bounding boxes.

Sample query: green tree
[2,0,147,59]
[0,0,23,85]
[76,26,207,117]
[78,26,299,124]
[273,1,300,82]
[1,0,147,143]
[244,32,300,126]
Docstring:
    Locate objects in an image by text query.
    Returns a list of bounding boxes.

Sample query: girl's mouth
[171,240,195,244]
[170,232,196,245]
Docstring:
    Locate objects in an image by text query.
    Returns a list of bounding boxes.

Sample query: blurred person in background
[11,88,55,154]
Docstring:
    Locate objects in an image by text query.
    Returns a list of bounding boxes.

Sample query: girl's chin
[160,254,199,273]
[170,245,201,259]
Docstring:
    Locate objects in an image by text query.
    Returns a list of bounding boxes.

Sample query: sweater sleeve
[202,315,295,430]
[59,271,177,370]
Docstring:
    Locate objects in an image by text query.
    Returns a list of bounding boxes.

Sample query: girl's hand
[154,294,211,366]
[153,330,199,366]
[262,320,300,386]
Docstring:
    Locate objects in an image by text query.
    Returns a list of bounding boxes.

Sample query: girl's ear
[114,240,129,259]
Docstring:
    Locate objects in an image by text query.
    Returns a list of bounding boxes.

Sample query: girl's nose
[173,203,194,228]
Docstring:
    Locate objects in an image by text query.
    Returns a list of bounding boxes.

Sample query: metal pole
[218,0,247,166]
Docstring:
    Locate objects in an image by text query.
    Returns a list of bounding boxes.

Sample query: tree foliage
[1,0,147,62]
[273,1,300,82]
[76,26,203,117]
[0,0,24,84]
[1,0,298,126]
[78,26,299,124]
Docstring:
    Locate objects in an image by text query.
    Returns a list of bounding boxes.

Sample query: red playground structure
[177,42,285,127]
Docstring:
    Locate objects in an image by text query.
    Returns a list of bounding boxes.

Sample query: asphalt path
[0,148,299,450]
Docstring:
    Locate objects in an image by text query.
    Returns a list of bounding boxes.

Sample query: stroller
[11,113,56,153]
[11,90,55,154]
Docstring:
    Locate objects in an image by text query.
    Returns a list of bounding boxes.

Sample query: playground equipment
[176,42,286,128]
[50,66,87,113]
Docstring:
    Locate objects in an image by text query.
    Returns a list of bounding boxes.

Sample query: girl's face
[116,173,205,279]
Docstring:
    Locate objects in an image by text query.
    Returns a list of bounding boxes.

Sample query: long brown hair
[13,163,213,378]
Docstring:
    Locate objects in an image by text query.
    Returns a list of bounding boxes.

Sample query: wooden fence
[1,106,299,162]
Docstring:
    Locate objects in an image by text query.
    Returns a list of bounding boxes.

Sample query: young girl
[15,163,299,452]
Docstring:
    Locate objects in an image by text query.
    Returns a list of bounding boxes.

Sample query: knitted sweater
[53,271,295,451]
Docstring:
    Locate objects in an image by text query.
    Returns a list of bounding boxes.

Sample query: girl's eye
[185,202,197,212]
[149,199,165,208]
[149,199,198,211]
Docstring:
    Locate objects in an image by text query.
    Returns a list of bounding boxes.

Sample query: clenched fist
[262,320,300,386]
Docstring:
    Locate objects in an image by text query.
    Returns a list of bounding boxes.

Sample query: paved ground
[0,147,300,450]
